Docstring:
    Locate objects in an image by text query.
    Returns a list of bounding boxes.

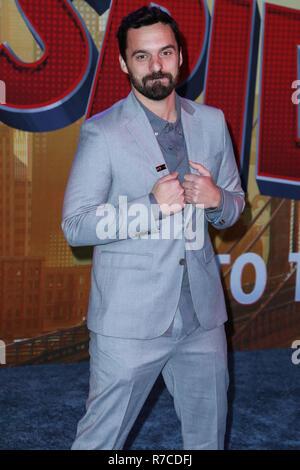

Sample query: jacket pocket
[95,251,153,314]
[99,250,153,270]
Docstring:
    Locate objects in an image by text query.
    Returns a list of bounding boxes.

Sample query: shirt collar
[133,92,182,136]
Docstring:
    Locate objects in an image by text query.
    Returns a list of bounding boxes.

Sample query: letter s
[0,0,98,132]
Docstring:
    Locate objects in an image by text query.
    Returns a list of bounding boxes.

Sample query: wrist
[208,187,221,209]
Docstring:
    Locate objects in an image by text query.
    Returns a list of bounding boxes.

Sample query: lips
[144,74,172,85]
[148,77,169,83]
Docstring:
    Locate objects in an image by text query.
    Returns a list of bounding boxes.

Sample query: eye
[161,49,174,57]
[135,54,148,61]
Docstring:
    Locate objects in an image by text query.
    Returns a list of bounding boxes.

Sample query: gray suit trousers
[71,309,229,450]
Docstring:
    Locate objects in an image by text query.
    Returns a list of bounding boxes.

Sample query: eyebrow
[131,44,177,58]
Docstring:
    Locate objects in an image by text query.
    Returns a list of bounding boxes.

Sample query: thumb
[160,171,178,181]
[189,160,210,176]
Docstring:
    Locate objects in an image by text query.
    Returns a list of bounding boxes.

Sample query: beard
[127,67,180,101]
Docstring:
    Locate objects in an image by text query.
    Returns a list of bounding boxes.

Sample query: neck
[133,88,177,123]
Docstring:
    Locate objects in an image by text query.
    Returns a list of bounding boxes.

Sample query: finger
[183,190,194,200]
[183,186,194,193]
[184,194,194,204]
[184,187,198,197]
[184,194,196,203]
[182,179,195,188]
[170,179,184,191]
[189,160,211,177]
[182,181,197,192]
[160,171,178,182]
[183,173,201,183]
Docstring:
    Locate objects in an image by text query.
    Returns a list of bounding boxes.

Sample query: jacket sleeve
[61,118,160,247]
[205,110,245,229]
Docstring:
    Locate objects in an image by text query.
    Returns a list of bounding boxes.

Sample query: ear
[179,48,183,68]
[119,54,129,75]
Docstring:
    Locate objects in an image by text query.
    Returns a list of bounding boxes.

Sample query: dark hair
[116,6,181,62]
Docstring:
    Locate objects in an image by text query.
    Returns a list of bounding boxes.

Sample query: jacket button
[179,258,186,265]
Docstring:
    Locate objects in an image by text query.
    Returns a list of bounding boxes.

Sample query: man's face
[119,22,183,101]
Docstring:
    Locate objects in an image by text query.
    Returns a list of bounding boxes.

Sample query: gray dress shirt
[134,93,223,336]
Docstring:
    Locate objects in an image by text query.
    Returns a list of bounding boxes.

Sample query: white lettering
[230,253,267,304]
[291,340,300,365]
[96,203,116,240]
[128,203,149,239]
[291,80,300,104]
[289,253,300,301]
[216,254,231,273]
[185,204,204,251]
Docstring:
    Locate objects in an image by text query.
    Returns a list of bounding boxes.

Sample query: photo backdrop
[0,0,299,366]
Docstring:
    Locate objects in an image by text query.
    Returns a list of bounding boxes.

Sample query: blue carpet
[0,349,299,450]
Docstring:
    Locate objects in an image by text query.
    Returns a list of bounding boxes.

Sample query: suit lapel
[180,96,206,230]
[180,96,205,175]
[121,92,207,179]
[123,92,170,178]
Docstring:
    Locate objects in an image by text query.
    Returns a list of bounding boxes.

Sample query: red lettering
[256,3,300,199]
[204,0,260,188]
[0,0,97,131]
[86,0,209,118]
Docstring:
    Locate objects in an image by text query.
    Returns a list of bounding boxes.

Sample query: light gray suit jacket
[62,91,244,339]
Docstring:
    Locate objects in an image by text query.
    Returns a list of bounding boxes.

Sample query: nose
[149,55,162,72]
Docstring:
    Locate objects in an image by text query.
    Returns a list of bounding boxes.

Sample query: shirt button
[179,258,186,265]
[154,132,158,136]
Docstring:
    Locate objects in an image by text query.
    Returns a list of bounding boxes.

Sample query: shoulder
[76,96,131,147]
[81,92,141,137]
[179,95,224,122]
[84,96,128,130]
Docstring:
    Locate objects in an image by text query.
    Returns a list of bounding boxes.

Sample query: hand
[152,171,185,216]
[182,161,221,208]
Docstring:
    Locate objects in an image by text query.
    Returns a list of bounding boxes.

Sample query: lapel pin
[156,164,167,172]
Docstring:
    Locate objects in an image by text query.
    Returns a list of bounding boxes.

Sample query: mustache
[142,72,173,85]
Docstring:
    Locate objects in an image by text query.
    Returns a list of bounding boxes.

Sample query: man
[62,6,244,450]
